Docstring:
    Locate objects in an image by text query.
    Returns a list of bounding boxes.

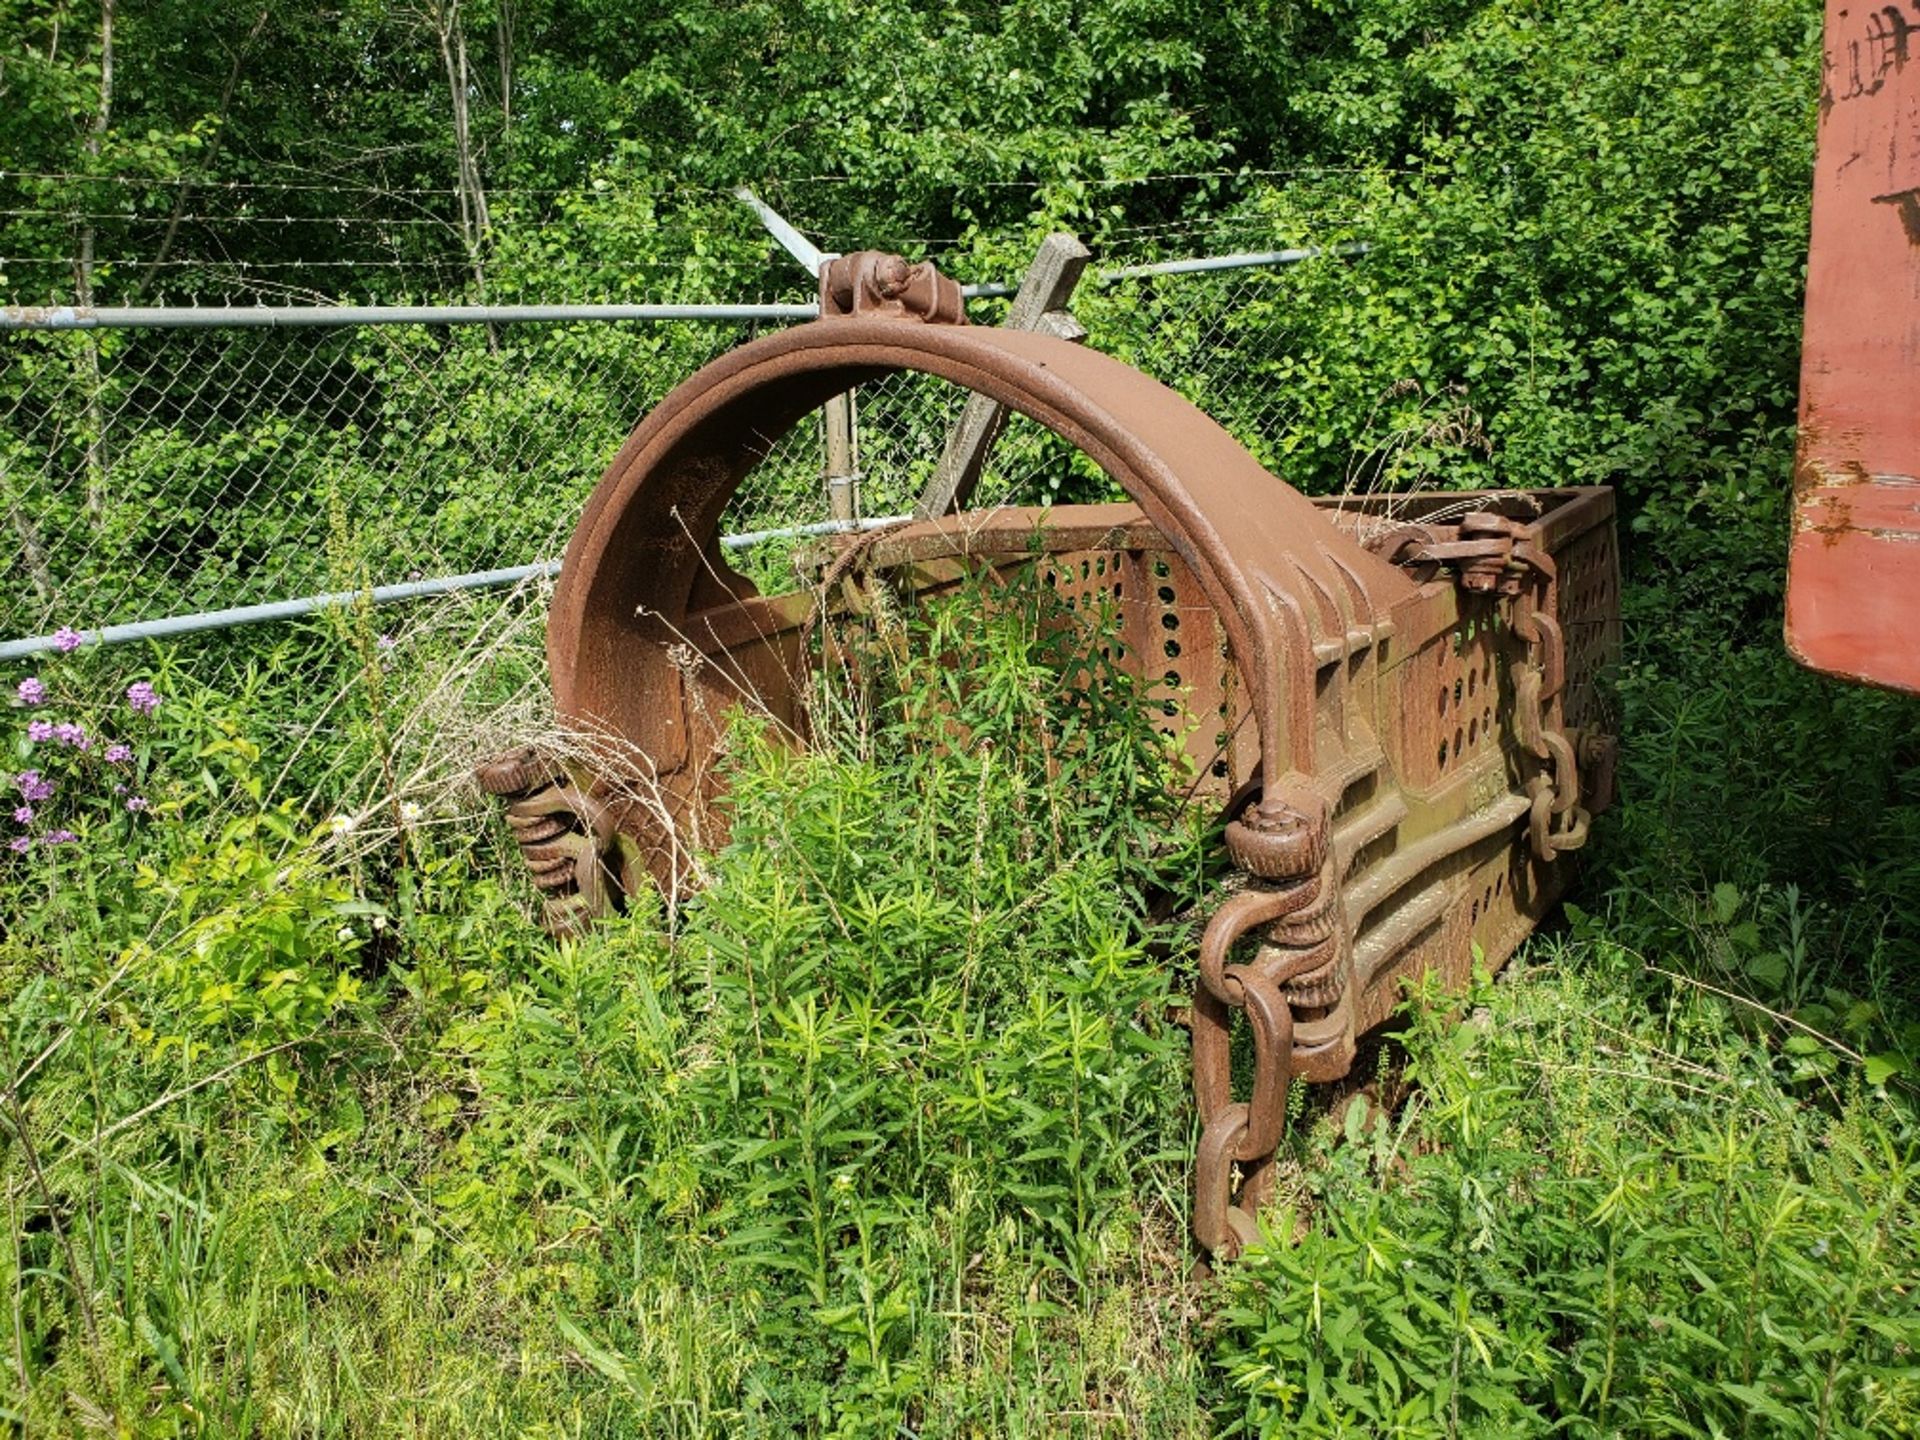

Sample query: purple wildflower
[52,627,83,653]
[52,722,88,750]
[13,806,31,824]
[16,677,45,706]
[377,633,397,652]
[41,829,76,846]
[105,742,132,764]
[125,795,149,814]
[26,720,53,743]
[126,681,159,716]
[7,836,28,855]
[15,771,53,804]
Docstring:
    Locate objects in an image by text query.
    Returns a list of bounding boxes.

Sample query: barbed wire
[0,171,741,199]
[6,165,1406,193]
[2,255,474,269]
[772,166,1409,188]
[0,211,474,226]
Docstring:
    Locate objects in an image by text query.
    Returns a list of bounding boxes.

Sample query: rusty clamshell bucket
[477,253,1621,1262]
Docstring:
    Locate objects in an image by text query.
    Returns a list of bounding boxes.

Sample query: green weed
[1209,948,1920,1438]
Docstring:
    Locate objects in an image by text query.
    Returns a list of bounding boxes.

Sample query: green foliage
[2,569,1917,1434]
[0,570,1223,1435]
[7,0,1920,1434]
[1210,951,1920,1438]
[429,567,1214,1432]
[127,811,367,1051]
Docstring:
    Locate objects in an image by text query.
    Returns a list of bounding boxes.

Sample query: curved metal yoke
[501,253,1620,1264]
[551,284,1416,871]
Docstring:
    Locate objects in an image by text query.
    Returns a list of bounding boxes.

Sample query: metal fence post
[731,187,862,521]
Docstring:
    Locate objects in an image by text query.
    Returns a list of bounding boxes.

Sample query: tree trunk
[138,8,269,295]
[9,501,57,601]
[495,0,514,137]
[75,0,114,527]
[432,0,496,347]
[434,2,491,286]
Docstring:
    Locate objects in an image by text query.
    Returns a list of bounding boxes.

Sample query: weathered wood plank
[913,232,1091,518]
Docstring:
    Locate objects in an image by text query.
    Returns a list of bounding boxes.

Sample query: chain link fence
[2,250,1329,649]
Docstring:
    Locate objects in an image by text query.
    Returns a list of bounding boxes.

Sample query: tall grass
[2,562,1916,1436]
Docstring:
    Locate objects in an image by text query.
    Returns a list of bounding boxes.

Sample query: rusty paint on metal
[480,254,1621,1263]
[1787,0,1920,693]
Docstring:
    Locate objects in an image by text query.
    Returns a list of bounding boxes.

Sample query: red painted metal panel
[1787,0,1920,691]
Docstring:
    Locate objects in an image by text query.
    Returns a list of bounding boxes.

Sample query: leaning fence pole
[732,186,862,520]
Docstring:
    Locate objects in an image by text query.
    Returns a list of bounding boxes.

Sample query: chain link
[1190,869,1338,1261]
[1193,967,1291,1259]
[1498,524,1591,862]
[1415,508,1592,860]
[2,260,1319,641]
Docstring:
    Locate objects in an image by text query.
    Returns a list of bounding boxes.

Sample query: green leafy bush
[126,811,367,1053]
[427,565,1216,1432]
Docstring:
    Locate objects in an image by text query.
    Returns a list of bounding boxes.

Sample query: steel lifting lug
[819,251,968,324]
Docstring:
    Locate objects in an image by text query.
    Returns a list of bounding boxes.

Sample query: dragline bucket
[479,249,1620,1261]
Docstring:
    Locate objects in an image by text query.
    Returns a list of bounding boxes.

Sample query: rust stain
[1872,186,1920,243]
[1806,490,1857,546]
[1790,0,1920,692]
[1793,448,1877,497]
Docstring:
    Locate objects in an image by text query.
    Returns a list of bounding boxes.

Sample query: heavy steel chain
[1190,869,1337,1260]
[1503,538,1591,862]
[1389,509,1596,859]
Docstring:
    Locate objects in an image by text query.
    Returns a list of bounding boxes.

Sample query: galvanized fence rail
[1,245,1355,657]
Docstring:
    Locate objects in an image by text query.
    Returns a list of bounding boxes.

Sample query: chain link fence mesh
[3,257,1312,642]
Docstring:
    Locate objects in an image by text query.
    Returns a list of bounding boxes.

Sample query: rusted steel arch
[549,317,1418,854]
